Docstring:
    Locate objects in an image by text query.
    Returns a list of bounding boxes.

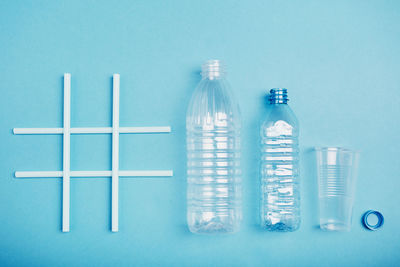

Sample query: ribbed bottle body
[186,62,241,234]
[260,97,300,231]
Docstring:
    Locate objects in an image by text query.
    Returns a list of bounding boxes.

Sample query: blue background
[0,0,399,266]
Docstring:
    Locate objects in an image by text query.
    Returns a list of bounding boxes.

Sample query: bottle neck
[201,60,226,80]
[269,88,288,104]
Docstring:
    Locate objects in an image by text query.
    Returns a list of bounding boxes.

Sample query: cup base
[320,222,350,232]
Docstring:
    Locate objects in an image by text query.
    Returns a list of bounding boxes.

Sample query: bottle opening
[269,88,288,104]
[201,60,225,80]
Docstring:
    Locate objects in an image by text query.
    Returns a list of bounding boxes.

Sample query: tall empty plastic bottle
[260,88,300,231]
[186,60,241,234]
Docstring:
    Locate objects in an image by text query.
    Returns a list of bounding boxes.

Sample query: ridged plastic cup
[315,147,359,231]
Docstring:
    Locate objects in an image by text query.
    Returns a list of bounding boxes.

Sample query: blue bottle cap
[362,210,384,231]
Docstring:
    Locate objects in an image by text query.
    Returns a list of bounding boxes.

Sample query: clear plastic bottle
[260,88,300,231]
[186,60,241,234]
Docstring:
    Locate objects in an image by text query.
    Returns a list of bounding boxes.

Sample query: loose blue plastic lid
[362,210,384,231]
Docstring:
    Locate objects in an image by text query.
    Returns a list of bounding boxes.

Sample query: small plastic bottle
[260,88,300,231]
[186,60,242,234]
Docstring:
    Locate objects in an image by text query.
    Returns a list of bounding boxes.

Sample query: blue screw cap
[269,88,288,104]
[362,210,384,231]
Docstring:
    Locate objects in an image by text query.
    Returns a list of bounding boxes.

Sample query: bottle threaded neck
[269,88,288,104]
[201,60,225,80]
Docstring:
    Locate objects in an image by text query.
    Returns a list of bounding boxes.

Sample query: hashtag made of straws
[13,73,173,232]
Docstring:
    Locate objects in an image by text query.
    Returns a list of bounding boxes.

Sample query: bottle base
[261,222,300,232]
[188,210,241,234]
[188,219,239,234]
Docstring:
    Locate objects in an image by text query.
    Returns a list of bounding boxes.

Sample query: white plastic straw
[13,126,171,135]
[63,73,71,232]
[112,74,120,232]
[15,170,173,178]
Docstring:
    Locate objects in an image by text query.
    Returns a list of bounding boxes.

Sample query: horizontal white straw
[15,170,173,178]
[14,128,64,134]
[13,127,171,134]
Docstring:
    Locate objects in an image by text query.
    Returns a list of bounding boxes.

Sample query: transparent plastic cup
[315,147,360,231]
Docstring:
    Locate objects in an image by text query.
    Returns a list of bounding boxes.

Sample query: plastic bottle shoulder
[262,104,299,133]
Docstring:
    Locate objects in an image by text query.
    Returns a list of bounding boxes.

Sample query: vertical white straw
[63,73,71,232]
[112,74,120,232]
